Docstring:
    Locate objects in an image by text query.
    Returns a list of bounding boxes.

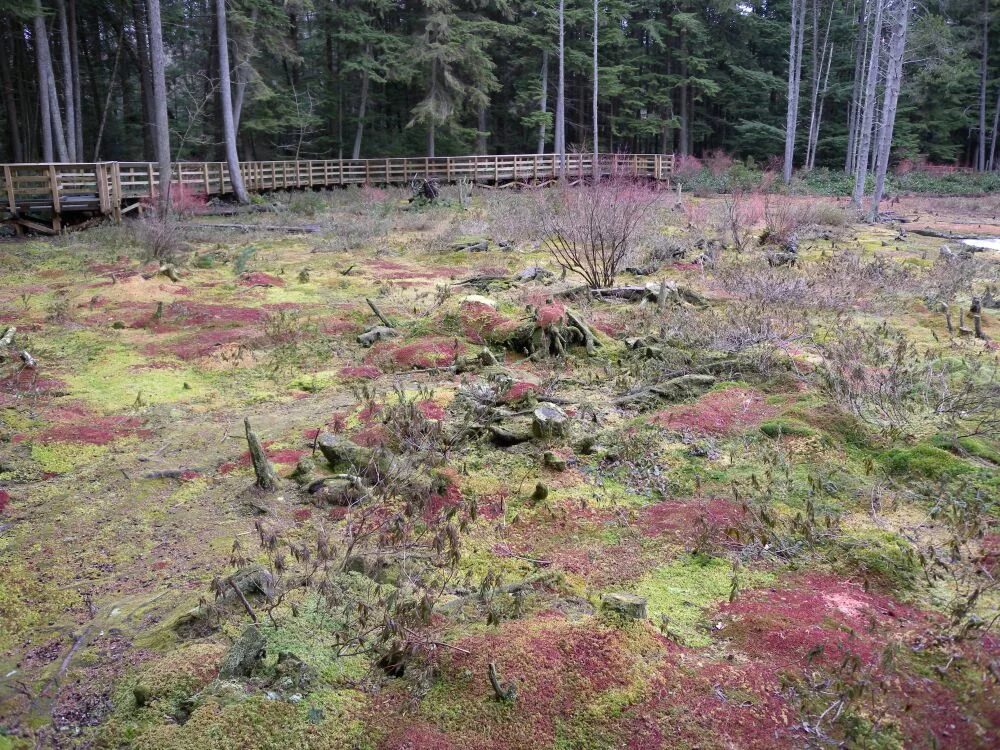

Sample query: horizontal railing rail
[1,153,676,232]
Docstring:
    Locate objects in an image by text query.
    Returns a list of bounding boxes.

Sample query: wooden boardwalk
[1,153,675,234]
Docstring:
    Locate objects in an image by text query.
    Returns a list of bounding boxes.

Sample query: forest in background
[0,0,998,171]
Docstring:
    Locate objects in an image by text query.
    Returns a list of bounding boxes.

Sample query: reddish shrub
[340,365,382,380]
[239,272,284,287]
[0,489,9,514]
[503,381,537,404]
[535,302,566,328]
[673,154,704,179]
[638,497,745,545]
[388,339,461,370]
[417,400,446,421]
[35,416,150,446]
[653,388,777,436]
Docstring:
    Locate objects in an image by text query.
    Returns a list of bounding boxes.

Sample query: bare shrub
[718,189,764,252]
[715,258,812,307]
[135,217,188,263]
[819,325,931,433]
[760,192,801,247]
[540,177,659,288]
[212,387,476,674]
[920,252,980,307]
[811,202,850,227]
[660,299,809,356]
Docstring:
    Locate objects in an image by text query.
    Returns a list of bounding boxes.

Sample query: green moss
[880,444,973,480]
[830,530,919,591]
[0,554,81,652]
[633,554,774,647]
[759,419,816,438]
[30,442,111,474]
[260,598,369,684]
[103,692,370,750]
[932,434,1000,465]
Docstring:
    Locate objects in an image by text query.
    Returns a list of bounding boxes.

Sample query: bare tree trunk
[133,0,154,159]
[977,0,989,171]
[592,0,599,178]
[477,105,487,155]
[805,0,834,170]
[55,0,77,161]
[679,28,689,157]
[868,0,909,220]
[146,0,171,214]
[216,0,249,203]
[426,56,437,158]
[851,0,884,207]
[351,47,370,160]
[783,0,807,183]
[990,83,1000,171]
[34,1,67,162]
[537,48,548,154]
[231,7,255,135]
[845,0,869,173]
[556,0,566,177]
[351,71,369,160]
[92,24,124,160]
[0,27,23,161]
[68,0,83,159]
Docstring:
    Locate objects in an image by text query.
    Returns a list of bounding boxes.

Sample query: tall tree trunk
[55,0,77,161]
[556,0,566,177]
[427,119,435,158]
[805,0,833,170]
[782,0,807,183]
[133,0,154,159]
[977,0,989,171]
[869,0,909,219]
[216,0,249,203]
[34,1,67,161]
[69,0,83,159]
[231,7,255,135]
[592,0,598,177]
[679,28,689,157]
[808,42,834,170]
[477,105,488,154]
[0,27,24,161]
[845,0,869,173]
[146,0,171,213]
[537,48,548,154]
[851,0,884,207]
[990,83,1000,171]
[92,23,124,160]
[352,62,369,160]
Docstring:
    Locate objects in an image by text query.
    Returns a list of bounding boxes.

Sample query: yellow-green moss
[30,442,111,474]
[633,554,774,647]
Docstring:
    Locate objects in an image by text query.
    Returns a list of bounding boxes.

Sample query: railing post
[3,165,16,217]
[111,162,122,223]
[48,165,61,231]
[95,163,108,214]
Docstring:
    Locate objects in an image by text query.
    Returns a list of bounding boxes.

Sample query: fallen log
[184,223,321,234]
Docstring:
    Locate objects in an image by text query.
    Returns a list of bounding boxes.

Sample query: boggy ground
[0,186,998,749]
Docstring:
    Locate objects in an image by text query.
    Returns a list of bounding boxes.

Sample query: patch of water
[961,238,1000,251]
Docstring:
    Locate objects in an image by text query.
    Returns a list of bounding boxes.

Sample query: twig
[366,297,395,328]
[228,577,259,623]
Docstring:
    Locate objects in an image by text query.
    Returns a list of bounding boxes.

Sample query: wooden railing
[1,153,676,232]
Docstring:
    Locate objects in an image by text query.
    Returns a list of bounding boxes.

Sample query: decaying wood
[244,417,277,491]
[0,326,15,348]
[185,223,320,234]
[366,297,395,328]
[488,662,517,702]
[228,576,259,623]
